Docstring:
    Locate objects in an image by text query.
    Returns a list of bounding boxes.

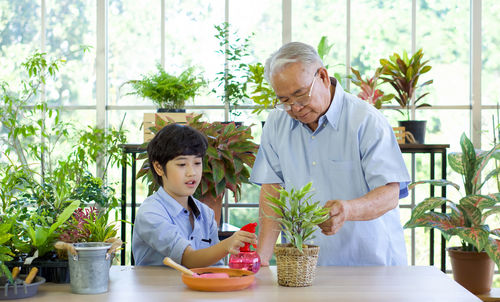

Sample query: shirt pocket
[193,236,213,250]
[328,160,357,199]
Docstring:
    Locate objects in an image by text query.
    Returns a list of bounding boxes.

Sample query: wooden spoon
[162,257,229,279]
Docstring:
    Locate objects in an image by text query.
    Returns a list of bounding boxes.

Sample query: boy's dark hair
[147,124,208,186]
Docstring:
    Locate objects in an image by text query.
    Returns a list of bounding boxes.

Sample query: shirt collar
[157,187,201,219]
[323,77,344,131]
[290,77,343,131]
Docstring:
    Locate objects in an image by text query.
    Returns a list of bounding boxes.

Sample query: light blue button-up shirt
[250,80,410,266]
[132,187,221,266]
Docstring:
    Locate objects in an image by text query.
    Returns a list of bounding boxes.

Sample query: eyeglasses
[274,69,319,111]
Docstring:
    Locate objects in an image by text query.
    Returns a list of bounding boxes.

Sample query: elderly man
[250,42,410,266]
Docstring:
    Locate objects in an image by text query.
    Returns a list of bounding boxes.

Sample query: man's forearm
[346,182,400,221]
[257,184,281,265]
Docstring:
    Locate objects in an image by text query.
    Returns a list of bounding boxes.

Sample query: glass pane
[230,0,281,65]
[418,1,470,106]
[163,0,224,108]
[351,0,411,93]
[46,0,96,106]
[228,207,259,229]
[480,109,500,194]
[108,0,161,107]
[481,109,500,149]
[417,109,469,150]
[483,0,500,106]
[293,0,346,82]
[0,1,41,94]
[108,110,144,144]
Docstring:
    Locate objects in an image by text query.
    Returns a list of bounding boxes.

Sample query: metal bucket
[68,242,112,294]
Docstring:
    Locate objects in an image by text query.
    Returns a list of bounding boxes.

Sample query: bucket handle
[105,238,123,260]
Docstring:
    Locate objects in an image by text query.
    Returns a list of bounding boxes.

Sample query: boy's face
[153,155,203,203]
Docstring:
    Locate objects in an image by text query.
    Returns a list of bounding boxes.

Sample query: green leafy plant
[350,67,394,109]
[379,49,433,120]
[137,114,259,205]
[246,63,275,115]
[127,64,205,110]
[317,36,344,86]
[0,214,16,282]
[404,133,500,267]
[23,200,80,257]
[60,207,118,243]
[213,22,253,116]
[266,182,329,253]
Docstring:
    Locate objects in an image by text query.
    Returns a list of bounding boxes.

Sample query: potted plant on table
[379,48,433,144]
[55,206,122,294]
[126,64,206,141]
[266,182,329,287]
[136,114,259,226]
[404,133,500,294]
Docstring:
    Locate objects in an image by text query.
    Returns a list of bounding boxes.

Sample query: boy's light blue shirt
[132,187,221,266]
[250,81,411,266]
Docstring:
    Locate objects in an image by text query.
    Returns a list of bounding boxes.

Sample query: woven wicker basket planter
[274,243,320,287]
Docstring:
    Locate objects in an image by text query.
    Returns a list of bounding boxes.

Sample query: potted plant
[136,114,259,225]
[379,48,433,143]
[55,206,122,294]
[127,64,206,141]
[266,182,329,287]
[404,133,500,294]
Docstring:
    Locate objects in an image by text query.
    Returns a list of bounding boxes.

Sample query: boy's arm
[181,231,256,268]
[134,207,191,266]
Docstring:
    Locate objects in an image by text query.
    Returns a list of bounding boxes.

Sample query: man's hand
[318,200,350,235]
[223,230,257,255]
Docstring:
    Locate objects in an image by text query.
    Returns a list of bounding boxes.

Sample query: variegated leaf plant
[136,114,259,205]
[404,133,500,268]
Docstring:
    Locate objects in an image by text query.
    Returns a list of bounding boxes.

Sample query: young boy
[132,124,256,267]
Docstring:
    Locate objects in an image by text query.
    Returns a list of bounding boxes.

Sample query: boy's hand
[224,230,257,255]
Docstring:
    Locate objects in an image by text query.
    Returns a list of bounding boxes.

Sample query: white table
[24,265,481,301]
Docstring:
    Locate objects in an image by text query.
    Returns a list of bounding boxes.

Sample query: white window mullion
[161,0,165,68]
[96,0,108,178]
[282,0,291,44]
[345,0,351,91]
[471,0,482,148]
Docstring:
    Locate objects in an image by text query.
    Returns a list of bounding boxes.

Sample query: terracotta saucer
[181,267,255,292]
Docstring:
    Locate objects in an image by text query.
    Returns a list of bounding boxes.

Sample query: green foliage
[350,67,394,109]
[0,51,128,260]
[127,64,205,110]
[136,114,259,205]
[246,63,275,114]
[213,22,253,116]
[266,182,329,253]
[405,133,500,267]
[379,48,433,120]
[0,214,16,283]
[316,36,344,86]
[23,200,80,257]
[82,212,119,243]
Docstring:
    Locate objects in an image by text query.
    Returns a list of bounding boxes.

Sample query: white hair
[264,42,324,83]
